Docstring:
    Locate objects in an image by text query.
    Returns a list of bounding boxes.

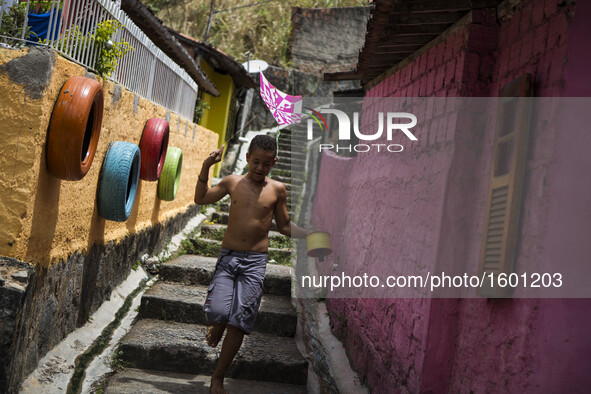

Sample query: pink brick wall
[446,1,591,392]
[312,0,591,392]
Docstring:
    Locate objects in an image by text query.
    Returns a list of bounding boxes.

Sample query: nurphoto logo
[306,108,419,153]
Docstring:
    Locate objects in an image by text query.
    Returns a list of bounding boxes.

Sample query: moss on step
[182,238,292,266]
[211,214,226,224]
[200,227,226,241]
[181,239,221,257]
[268,249,292,266]
[269,236,292,250]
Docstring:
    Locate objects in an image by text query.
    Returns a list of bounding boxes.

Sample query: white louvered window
[478,74,533,297]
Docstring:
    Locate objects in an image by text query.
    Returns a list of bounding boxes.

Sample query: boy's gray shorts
[203,248,267,335]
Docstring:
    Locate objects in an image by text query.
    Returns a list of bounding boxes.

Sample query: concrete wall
[0,46,218,392]
[288,7,369,75]
[312,0,591,392]
[0,47,217,267]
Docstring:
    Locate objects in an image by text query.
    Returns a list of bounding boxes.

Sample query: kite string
[225,115,258,143]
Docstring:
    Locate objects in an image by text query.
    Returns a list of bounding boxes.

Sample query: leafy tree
[140,0,366,67]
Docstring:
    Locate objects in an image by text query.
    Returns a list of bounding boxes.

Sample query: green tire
[157,147,182,201]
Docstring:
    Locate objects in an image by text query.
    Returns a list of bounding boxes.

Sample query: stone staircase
[271,126,307,211]
[104,128,310,393]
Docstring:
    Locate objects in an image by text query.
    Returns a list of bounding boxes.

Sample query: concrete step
[270,175,292,184]
[277,149,306,160]
[278,132,308,140]
[279,157,306,166]
[211,211,230,225]
[199,224,227,241]
[273,162,305,172]
[105,368,306,394]
[277,128,308,138]
[159,255,291,296]
[139,282,297,336]
[278,141,306,151]
[278,139,308,148]
[118,319,308,385]
[270,168,296,178]
[183,238,292,266]
[284,183,304,193]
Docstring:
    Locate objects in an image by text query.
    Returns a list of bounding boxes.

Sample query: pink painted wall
[446,1,591,393]
[312,0,591,392]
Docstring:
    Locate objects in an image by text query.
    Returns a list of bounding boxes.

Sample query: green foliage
[0,2,38,45]
[201,226,226,241]
[181,238,221,256]
[143,0,367,67]
[44,19,133,78]
[109,349,131,371]
[93,20,133,78]
[269,235,292,250]
[211,213,225,224]
[49,24,90,50]
[194,100,211,123]
[268,248,291,266]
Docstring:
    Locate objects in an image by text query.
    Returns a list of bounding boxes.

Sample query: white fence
[0,0,197,120]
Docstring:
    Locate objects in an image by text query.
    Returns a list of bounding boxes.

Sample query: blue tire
[97,141,141,222]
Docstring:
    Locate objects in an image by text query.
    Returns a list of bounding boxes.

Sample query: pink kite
[260,72,302,125]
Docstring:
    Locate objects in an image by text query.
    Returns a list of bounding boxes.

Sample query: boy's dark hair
[248,134,277,157]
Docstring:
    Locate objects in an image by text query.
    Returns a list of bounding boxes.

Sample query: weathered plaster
[0,46,56,100]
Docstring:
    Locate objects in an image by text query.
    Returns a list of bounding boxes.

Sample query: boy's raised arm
[194,146,230,205]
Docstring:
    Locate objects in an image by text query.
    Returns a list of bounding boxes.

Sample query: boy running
[194,134,310,394]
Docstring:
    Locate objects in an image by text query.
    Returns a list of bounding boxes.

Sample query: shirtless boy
[194,135,309,394]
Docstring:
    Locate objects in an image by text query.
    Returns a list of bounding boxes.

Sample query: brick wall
[313,0,591,392]
[316,11,496,391]
[446,1,591,392]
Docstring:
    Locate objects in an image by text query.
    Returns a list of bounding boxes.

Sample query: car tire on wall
[46,76,104,180]
[157,147,182,201]
[139,118,169,181]
[97,142,141,222]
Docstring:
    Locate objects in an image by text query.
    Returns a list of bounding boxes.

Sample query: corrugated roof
[325,0,500,84]
[121,0,219,96]
[168,30,257,90]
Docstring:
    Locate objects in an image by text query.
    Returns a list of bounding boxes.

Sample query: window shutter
[478,75,533,297]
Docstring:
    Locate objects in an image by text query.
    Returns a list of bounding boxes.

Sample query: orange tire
[46,76,104,180]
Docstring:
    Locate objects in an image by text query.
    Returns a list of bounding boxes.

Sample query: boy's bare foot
[206,324,226,347]
[210,376,228,394]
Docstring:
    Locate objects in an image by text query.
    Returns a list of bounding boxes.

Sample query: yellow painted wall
[198,60,235,176]
[0,48,218,267]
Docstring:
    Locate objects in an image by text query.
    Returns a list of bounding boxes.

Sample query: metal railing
[0,0,197,120]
